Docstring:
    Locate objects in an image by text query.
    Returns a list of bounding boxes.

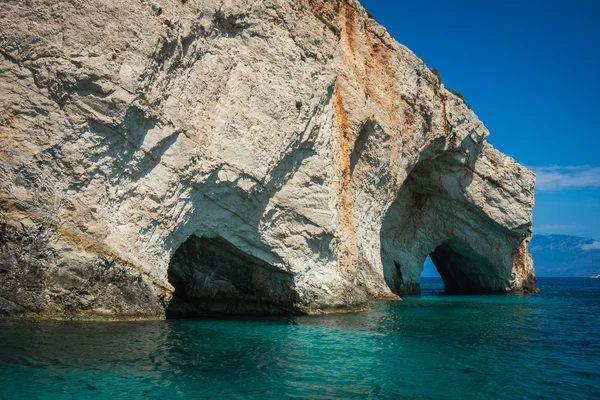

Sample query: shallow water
[1,278,599,399]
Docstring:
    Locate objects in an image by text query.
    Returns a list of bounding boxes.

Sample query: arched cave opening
[165,235,299,318]
[419,256,442,293]
[383,231,506,295]
[428,239,505,293]
[380,149,513,295]
[421,256,441,279]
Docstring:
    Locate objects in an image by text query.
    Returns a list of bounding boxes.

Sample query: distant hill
[529,234,599,277]
[422,234,600,278]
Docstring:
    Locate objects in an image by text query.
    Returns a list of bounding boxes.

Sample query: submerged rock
[0,0,536,319]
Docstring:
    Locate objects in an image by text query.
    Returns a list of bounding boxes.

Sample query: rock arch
[380,142,535,295]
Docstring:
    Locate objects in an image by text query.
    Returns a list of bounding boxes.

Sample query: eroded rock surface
[0,0,536,319]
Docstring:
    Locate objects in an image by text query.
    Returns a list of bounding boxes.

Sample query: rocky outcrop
[0,0,536,319]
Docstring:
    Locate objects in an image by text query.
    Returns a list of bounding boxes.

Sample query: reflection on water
[1,278,599,399]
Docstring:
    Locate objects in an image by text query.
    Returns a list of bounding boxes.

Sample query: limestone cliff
[0,0,537,319]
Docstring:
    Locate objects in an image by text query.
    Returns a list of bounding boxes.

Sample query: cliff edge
[0,0,537,319]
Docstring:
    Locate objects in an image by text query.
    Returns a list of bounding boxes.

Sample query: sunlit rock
[0,0,536,319]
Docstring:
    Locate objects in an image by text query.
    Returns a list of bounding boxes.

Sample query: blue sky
[361,0,600,241]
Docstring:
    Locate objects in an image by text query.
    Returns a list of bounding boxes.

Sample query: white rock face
[0,0,536,319]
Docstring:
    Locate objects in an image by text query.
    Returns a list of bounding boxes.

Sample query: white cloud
[530,165,600,191]
[581,242,600,251]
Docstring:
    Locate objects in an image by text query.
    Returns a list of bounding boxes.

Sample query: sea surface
[1,277,599,399]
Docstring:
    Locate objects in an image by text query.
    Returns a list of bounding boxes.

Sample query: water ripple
[1,278,599,399]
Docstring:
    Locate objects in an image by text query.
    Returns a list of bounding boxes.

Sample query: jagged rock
[0,0,536,320]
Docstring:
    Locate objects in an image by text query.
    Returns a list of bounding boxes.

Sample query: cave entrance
[421,256,441,279]
[166,235,299,318]
[419,256,443,294]
[384,237,507,295]
[380,147,514,295]
[428,240,505,293]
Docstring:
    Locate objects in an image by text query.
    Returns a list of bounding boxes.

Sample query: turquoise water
[1,278,599,399]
